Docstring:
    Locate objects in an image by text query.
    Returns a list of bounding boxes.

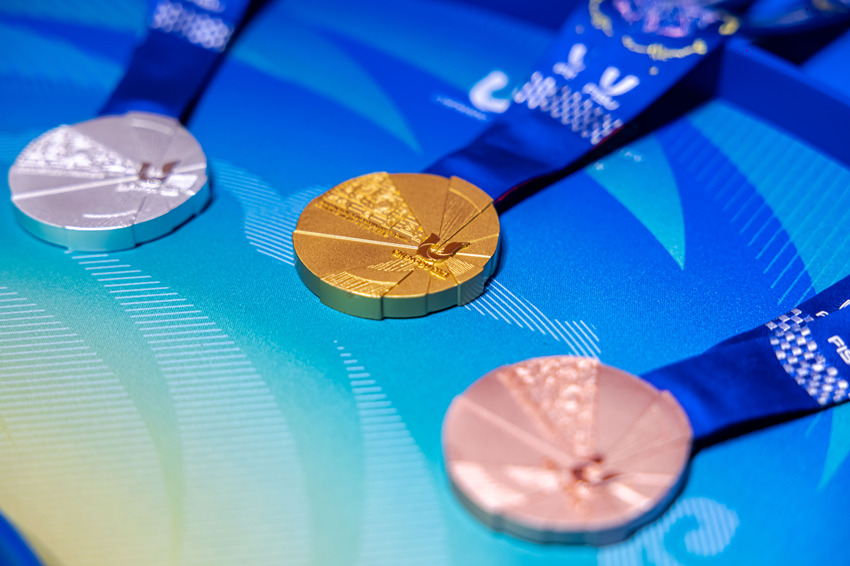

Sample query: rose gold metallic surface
[442,356,692,545]
[293,172,500,319]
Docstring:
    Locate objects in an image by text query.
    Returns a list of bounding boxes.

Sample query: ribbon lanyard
[295,0,850,321]
[8,0,253,252]
[429,0,850,202]
[438,3,850,542]
[646,275,850,443]
[102,0,253,118]
[428,0,740,203]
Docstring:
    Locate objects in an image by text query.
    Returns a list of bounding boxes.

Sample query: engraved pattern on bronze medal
[497,357,599,460]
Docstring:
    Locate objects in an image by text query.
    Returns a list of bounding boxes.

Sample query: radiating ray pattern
[71,253,311,566]
[598,497,740,566]
[333,341,448,566]
[0,285,169,566]
[465,280,600,356]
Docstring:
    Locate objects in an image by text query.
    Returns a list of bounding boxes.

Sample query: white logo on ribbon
[582,67,640,111]
[552,44,587,79]
[469,70,512,114]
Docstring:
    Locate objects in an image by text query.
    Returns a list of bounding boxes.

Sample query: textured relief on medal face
[117,161,200,197]
[8,112,209,250]
[319,272,398,297]
[15,125,201,197]
[365,238,474,280]
[317,172,427,244]
[14,126,138,179]
[294,172,499,318]
[498,357,599,460]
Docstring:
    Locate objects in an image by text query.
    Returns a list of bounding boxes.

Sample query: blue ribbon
[427,0,740,201]
[645,275,850,442]
[428,0,849,203]
[101,0,252,118]
[0,512,40,566]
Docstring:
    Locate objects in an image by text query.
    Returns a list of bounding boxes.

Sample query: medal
[443,276,850,543]
[443,357,690,545]
[6,0,252,251]
[293,173,499,319]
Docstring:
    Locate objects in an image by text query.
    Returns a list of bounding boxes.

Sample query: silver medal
[8,111,209,251]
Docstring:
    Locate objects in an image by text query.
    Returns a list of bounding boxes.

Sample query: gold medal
[293,172,500,319]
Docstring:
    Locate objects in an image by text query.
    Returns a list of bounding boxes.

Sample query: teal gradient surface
[0,1,848,565]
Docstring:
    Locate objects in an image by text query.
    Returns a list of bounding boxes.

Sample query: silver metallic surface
[8,111,209,251]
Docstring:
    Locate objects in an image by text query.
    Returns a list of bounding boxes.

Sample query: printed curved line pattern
[689,101,850,302]
[465,280,601,356]
[284,0,551,96]
[0,285,170,566]
[232,14,420,151]
[668,104,812,306]
[820,406,850,490]
[586,135,686,269]
[71,253,310,566]
[598,497,740,566]
[333,341,448,566]
[214,159,326,266]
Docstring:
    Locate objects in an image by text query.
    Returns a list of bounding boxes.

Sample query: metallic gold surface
[443,356,692,545]
[293,173,500,319]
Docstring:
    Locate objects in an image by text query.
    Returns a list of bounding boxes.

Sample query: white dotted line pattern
[767,309,849,406]
[151,0,233,51]
[513,72,622,145]
[334,341,448,566]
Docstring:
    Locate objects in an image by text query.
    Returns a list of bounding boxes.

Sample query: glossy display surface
[1,0,849,565]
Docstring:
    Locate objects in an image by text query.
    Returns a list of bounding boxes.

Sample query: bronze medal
[442,356,692,545]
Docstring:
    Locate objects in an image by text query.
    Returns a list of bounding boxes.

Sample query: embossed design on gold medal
[442,356,692,545]
[293,172,500,319]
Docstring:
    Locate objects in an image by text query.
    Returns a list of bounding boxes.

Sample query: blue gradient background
[0,0,848,564]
